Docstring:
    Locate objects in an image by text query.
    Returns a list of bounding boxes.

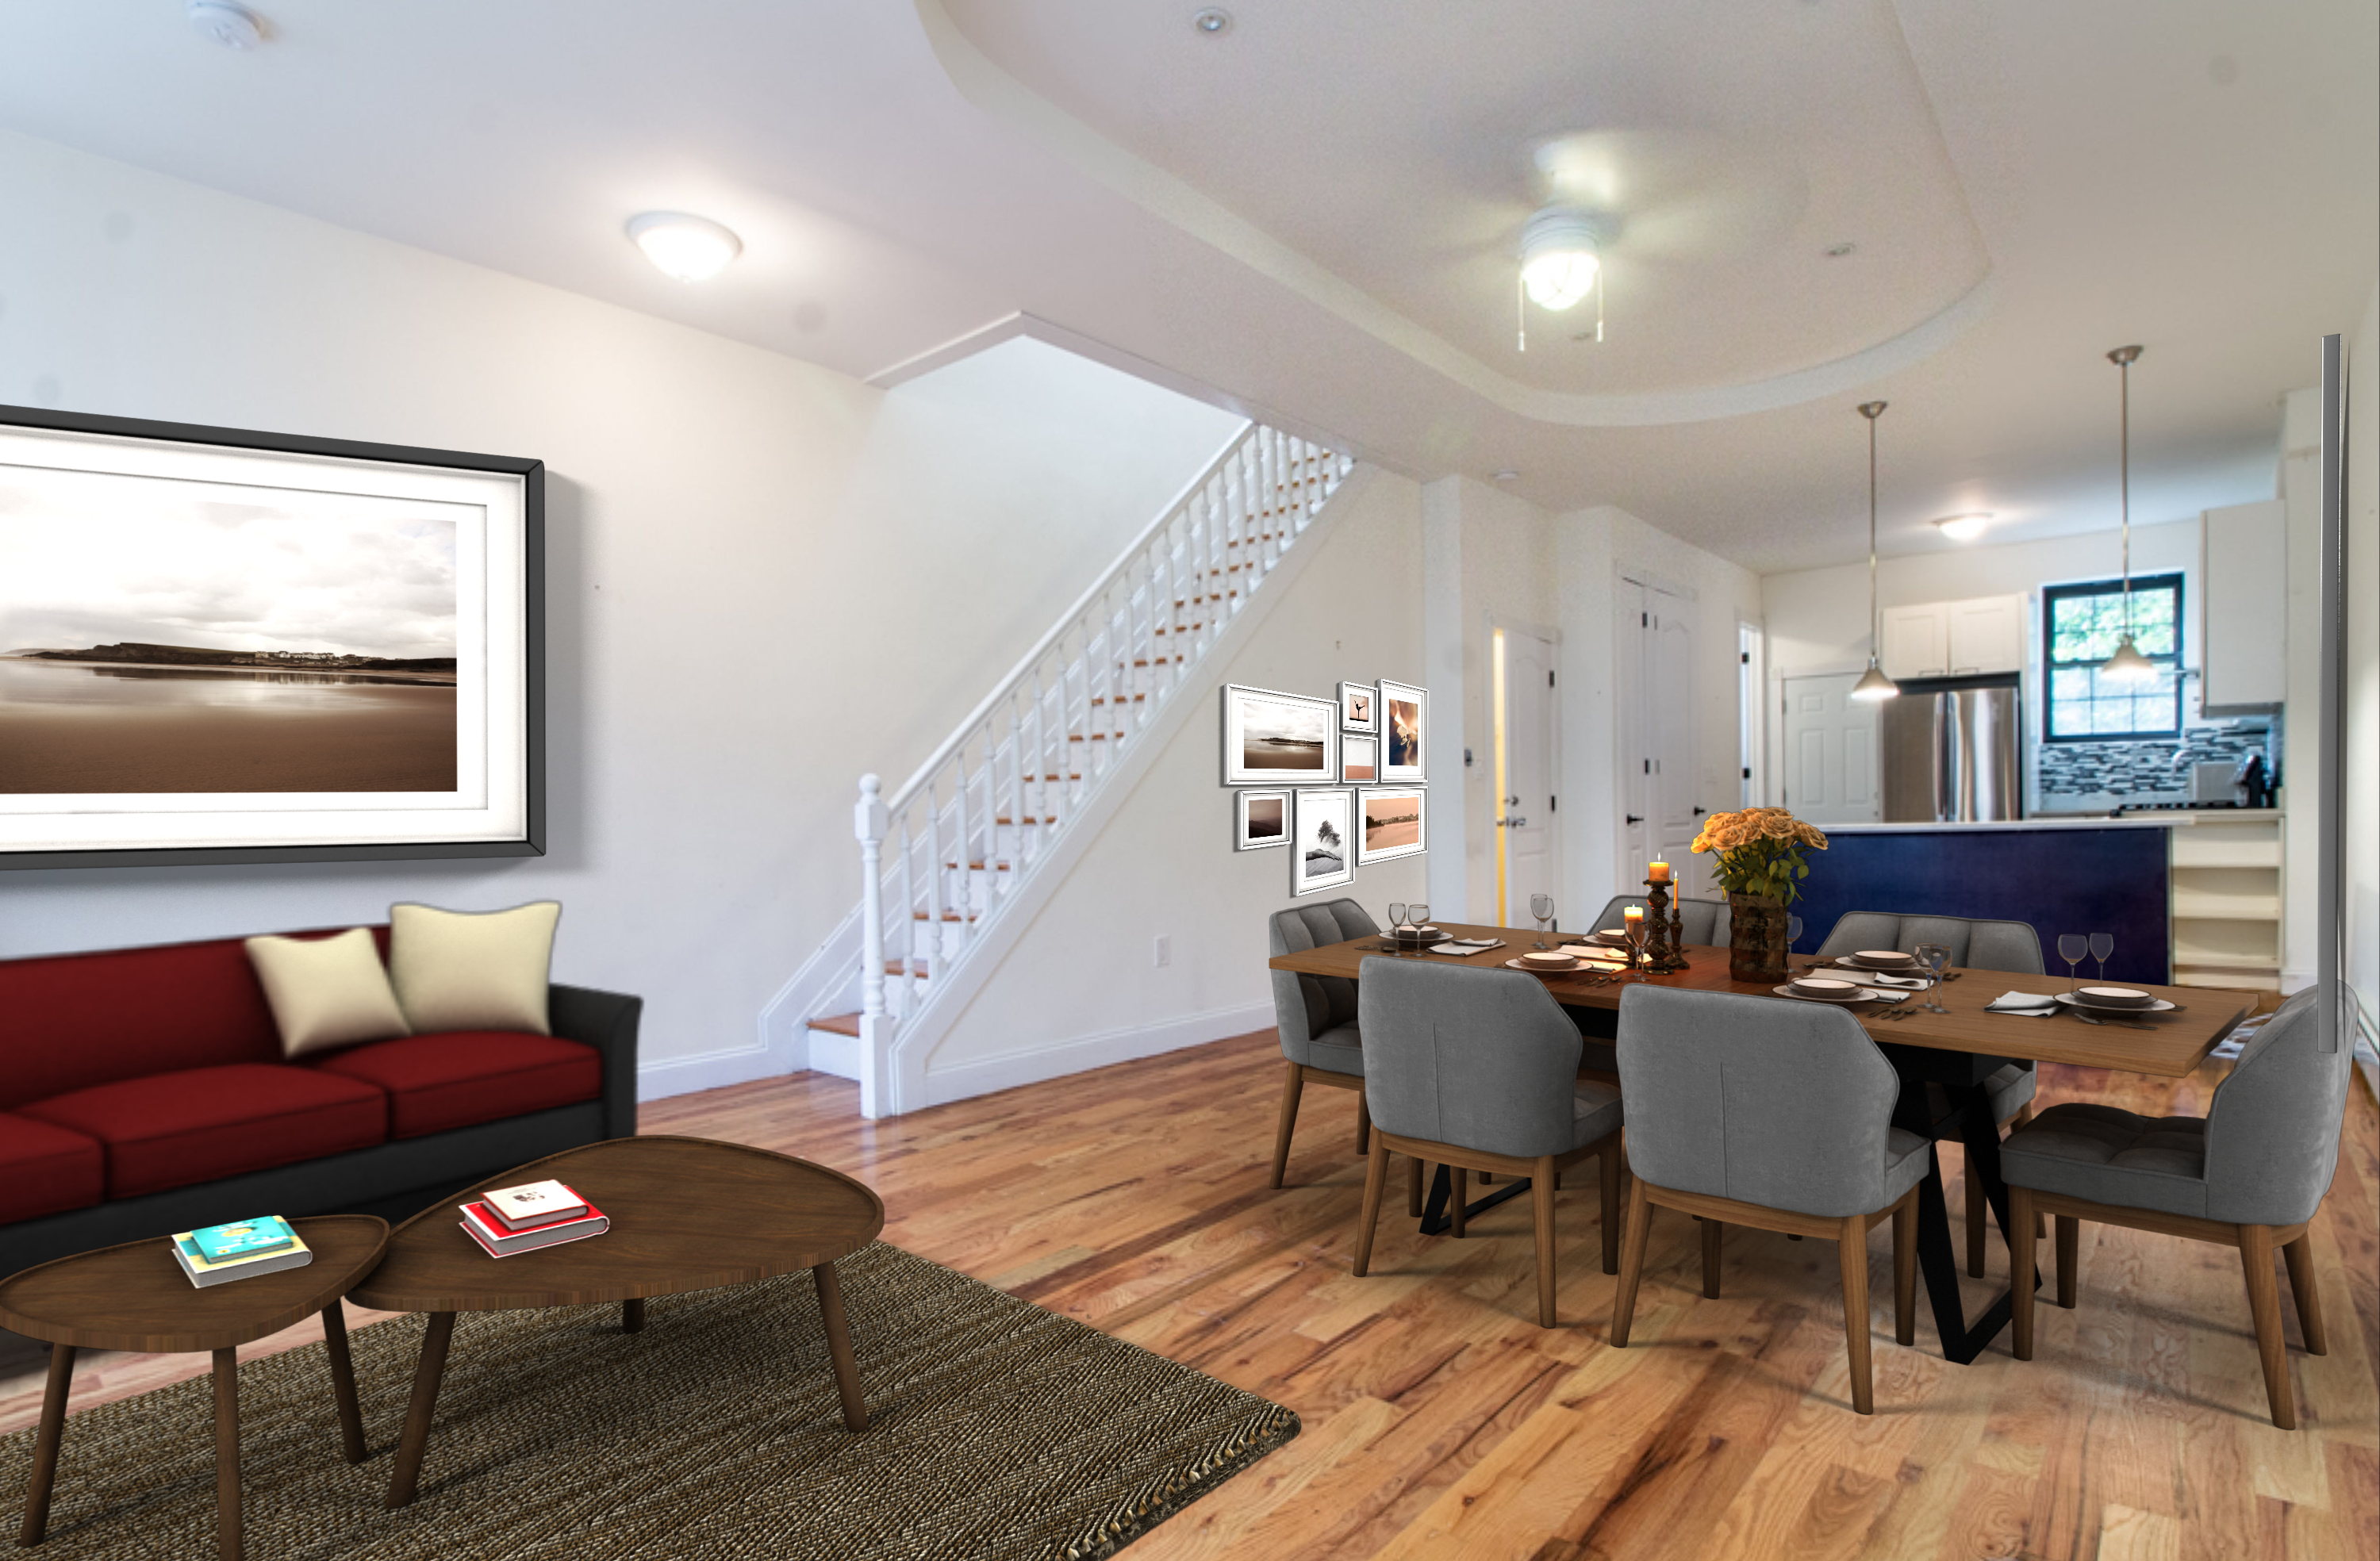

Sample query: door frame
[1488,615,1562,928]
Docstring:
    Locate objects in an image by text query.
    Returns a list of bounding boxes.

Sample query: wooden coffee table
[0,1214,389,1560]
[347,1135,885,1508]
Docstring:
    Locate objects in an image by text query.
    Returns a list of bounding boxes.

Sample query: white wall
[0,128,1241,1086]
[2349,286,2379,1052]
[916,470,1429,1092]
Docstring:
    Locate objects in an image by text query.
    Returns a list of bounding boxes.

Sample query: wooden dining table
[1269,922,2255,1363]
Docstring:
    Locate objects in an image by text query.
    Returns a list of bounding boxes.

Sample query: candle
[1648,861,1671,884]
[1624,906,1644,926]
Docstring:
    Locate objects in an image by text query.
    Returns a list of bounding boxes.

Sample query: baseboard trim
[919,1002,1275,1109]
[637,1041,797,1103]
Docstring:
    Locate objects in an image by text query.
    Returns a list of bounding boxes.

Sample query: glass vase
[1728,892,1789,984]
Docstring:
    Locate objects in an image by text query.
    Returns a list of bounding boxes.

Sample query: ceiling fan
[1513,128,1809,350]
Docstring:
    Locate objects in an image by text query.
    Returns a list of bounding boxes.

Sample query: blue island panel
[1789,828,2170,985]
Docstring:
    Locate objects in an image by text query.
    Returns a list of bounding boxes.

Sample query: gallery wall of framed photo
[1226,681,1426,896]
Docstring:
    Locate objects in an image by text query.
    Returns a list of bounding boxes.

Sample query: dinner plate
[1835,954,1918,972]
[2053,991,2177,1014]
[1788,977,1864,999]
[1388,927,1449,945]
[1508,955,1583,972]
[1770,984,1878,1004]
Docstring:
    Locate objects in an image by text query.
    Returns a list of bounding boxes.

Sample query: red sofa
[0,926,639,1284]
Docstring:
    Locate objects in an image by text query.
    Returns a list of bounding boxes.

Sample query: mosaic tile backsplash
[2036,723,2270,800]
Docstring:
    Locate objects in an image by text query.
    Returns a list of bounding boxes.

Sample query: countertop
[1822,810,2280,834]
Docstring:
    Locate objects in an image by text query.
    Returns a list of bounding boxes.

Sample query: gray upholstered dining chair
[2004,988,2349,1429]
[1610,986,1923,1414]
[1816,910,2047,1275]
[1350,958,1623,1327]
[1590,893,1731,947]
[1267,899,1380,1189]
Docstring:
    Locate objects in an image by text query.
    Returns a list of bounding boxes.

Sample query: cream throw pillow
[389,901,560,1035]
[247,927,413,1059]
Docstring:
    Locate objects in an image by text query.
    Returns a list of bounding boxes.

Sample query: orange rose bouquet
[1688,807,1827,906]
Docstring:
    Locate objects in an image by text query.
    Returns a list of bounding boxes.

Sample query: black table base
[1416,1166,1532,1236]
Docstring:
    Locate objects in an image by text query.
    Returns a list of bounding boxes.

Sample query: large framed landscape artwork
[0,405,543,868]
[1222,685,1336,787]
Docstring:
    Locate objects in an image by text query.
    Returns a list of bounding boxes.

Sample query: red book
[459,1197,608,1257]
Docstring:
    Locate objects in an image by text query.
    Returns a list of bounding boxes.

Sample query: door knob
[1626,814,1645,825]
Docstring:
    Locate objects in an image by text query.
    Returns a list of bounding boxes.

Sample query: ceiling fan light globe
[1521,250,1599,310]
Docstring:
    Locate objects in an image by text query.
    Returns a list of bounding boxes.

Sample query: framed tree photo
[1222,684,1336,786]
[1234,789,1288,850]
[1357,787,1426,864]
[1377,679,1427,784]
[1290,788,1356,896]
[1338,681,1377,733]
[0,405,543,869]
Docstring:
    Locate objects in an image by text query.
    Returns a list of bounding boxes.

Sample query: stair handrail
[881,419,1253,814]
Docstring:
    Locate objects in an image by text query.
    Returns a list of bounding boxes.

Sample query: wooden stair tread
[807,1013,862,1037]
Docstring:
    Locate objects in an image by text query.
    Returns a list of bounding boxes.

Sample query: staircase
[799,421,1357,1115]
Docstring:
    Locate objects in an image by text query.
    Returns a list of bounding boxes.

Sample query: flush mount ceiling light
[2102,344,2159,683]
[626,212,743,282]
[1514,206,1606,351]
[1850,401,1900,702]
[1934,512,1991,543]
[188,1,266,48]
[1193,8,1232,35]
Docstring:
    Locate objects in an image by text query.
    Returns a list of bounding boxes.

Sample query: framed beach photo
[1338,681,1377,733]
[0,405,542,869]
[1290,788,1357,896]
[1222,684,1337,787]
[1377,679,1427,784]
[1357,787,1427,864]
[1234,789,1289,850]
[1340,734,1378,783]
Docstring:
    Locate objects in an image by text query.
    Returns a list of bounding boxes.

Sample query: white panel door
[1499,628,1560,924]
[1618,584,1652,878]
[1781,673,1881,824]
[1649,593,1699,889]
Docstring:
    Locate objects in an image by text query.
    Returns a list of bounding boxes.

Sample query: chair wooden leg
[1407,1156,1424,1218]
[2010,1186,2037,1360]
[2238,1224,2297,1429]
[1837,1214,1875,1415]
[1611,1179,1653,1347]
[1355,1091,1372,1158]
[1964,1164,1987,1279]
[2055,1214,2079,1308]
[1532,1154,1559,1328]
[1450,1166,1468,1238]
[1353,1138,1391,1278]
[1892,1191,1917,1347]
[1598,1142,1622,1275]
[2281,1231,2328,1355]
[1269,1062,1303,1190]
[1700,1216,1722,1299]
[2007,1105,2044,1237]
[1480,1171,1493,1184]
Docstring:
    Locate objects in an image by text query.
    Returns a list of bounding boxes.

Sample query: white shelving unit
[2169,811,2284,990]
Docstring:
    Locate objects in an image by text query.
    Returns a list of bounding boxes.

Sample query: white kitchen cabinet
[1878,594,2027,679]
[2199,499,2286,713]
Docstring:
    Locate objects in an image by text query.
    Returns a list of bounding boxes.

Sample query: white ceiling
[0,0,2371,575]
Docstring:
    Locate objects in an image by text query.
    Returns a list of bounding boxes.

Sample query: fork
[2072,1011,2152,1032]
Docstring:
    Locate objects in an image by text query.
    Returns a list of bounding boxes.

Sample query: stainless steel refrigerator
[1881,674,2023,823]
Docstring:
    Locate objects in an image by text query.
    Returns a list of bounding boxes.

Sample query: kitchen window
[2043,573,2183,740]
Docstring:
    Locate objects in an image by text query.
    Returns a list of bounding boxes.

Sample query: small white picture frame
[1338,681,1378,733]
[1234,789,1289,850]
[1290,788,1357,896]
[1339,734,1378,784]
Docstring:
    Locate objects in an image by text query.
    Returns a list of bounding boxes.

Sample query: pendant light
[2101,344,2158,681]
[1849,401,1899,700]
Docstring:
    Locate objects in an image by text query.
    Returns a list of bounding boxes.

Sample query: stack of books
[459,1178,608,1258]
[171,1216,314,1287]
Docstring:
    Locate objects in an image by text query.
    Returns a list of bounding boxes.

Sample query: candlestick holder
[1641,879,1690,973]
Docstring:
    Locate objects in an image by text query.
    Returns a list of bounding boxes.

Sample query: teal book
[190,1217,295,1264]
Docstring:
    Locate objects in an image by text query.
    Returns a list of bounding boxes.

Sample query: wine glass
[2058,934,2088,995]
[1914,942,1952,1013]
[2089,933,2113,981]
[1386,903,1407,950]
[1624,915,1649,980]
[1787,915,1804,967]
[1408,903,1430,938]
[1530,893,1555,949]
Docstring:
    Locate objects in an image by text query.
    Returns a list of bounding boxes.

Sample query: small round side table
[0,1214,389,1559]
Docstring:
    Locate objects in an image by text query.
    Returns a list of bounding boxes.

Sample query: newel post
[855,774,888,1032]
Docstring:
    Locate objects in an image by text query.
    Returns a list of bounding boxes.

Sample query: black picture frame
[0,403,543,869]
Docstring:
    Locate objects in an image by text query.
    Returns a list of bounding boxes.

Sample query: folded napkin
[1987,991,2058,1015]
[1431,938,1505,954]
[1855,988,1911,1003]
[1859,973,1930,989]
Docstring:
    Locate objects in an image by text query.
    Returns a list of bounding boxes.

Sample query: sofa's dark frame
[0,401,544,869]
[0,984,637,1298]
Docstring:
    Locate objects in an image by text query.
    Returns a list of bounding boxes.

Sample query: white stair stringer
[805,423,1361,1116]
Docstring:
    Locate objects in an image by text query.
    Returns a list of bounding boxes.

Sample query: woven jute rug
[0,1242,1296,1560]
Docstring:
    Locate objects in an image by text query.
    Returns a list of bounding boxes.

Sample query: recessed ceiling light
[1824,242,1856,259]
[1934,512,1991,542]
[188,1,266,48]
[1193,8,1232,35]
[626,212,743,282]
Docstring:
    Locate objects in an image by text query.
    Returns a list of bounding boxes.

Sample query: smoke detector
[188,2,266,48]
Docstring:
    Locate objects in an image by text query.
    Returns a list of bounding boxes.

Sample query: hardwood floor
[6,1032,2374,1559]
